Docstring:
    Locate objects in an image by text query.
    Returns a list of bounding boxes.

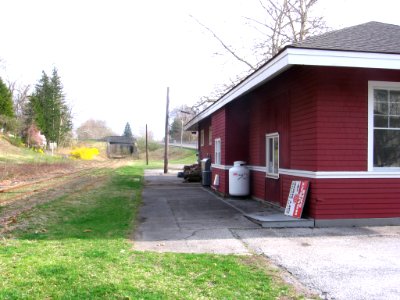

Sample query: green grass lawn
[169,147,198,165]
[140,147,198,169]
[0,162,300,299]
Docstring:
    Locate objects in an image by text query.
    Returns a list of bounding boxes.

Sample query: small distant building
[105,136,138,158]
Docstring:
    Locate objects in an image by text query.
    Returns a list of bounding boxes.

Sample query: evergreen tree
[0,77,14,118]
[28,68,72,145]
[123,122,133,138]
[169,117,182,141]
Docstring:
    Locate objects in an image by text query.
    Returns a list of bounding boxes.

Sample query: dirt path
[0,160,128,234]
[0,159,108,189]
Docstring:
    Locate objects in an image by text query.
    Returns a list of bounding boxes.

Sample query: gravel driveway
[235,226,400,300]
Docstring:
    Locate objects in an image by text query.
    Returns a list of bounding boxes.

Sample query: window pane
[374,101,388,115]
[390,102,400,116]
[374,116,388,128]
[274,137,279,173]
[390,90,400,103]
[390,116,400,128]
[374,129,400,167]
[374,89,388,102]
[267,138,273,173]
[214,139,221,164]
[269,139,273,164]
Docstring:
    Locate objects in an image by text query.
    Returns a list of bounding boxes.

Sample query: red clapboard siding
[212,108,227,165]
[198,65,400,220]
[265,178,281,204]
[198,118,212,160]
[244,66,319,203]
[314,67,367,171]
[211,168,228,194]
[281,175,400,219]
[250,171,265,199]
[249,67,400,214]
[225,97,250,165]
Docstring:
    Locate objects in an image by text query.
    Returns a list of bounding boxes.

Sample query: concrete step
[245,212,315,228]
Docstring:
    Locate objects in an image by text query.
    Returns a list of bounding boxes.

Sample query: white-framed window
[266,133,279,178]
[368,81,400,171]
[214,138,221,165]
[209,126,212,145]
[200,129,204,146]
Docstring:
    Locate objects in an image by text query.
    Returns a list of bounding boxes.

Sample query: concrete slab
[133,169,258,254]
[246,213,315,228]
[222,197,314,228]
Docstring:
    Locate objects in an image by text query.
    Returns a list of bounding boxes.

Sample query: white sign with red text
[284,181,309,218]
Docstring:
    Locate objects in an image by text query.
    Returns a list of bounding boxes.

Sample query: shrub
[136,137,162,152]
[70,147,99,160]
[6,135,25,147]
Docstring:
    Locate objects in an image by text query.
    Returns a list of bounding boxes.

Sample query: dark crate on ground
[183,163,201,182]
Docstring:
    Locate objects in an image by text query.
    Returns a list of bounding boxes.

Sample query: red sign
[284,181,309,218]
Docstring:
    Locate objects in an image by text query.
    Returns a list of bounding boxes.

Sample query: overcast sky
[1,0,399,139]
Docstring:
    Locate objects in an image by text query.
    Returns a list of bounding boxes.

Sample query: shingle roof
[105,136,136,144]
[290,21,400,54]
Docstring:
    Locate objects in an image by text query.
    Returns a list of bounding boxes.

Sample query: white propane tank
[229,161,250,196]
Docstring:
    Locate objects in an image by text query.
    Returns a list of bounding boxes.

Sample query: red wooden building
[185,22,400,226]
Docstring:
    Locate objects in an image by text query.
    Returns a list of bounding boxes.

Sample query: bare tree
[7,81,30,119]
[249,0,326,61]
[191,78,245,112]
[76,119,116,140]
[190,15,257,71]
[169,104,197,119]
[170,105,198,142]
[192,0,327,108]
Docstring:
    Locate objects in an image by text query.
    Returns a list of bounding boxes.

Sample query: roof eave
[185,48,291,130]
[185,47,400,131]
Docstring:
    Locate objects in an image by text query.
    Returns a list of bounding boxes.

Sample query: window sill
[266,173,279,179]
[372,168,400,172]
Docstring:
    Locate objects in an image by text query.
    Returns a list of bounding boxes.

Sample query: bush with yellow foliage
[70,147,99,160]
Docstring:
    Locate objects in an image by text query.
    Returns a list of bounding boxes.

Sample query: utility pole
[164,87,170,174]
[180,119,184,148]
[145,123,149,165]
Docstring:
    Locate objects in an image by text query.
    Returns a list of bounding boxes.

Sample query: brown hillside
[0,136,23,157]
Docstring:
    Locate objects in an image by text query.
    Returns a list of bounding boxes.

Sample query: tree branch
[190,15,256,71]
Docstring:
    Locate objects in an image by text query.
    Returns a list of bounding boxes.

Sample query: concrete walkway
[134,169,258,254]
[133,169,400,300]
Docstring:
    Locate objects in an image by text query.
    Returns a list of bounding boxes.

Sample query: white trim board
[211,164,231,170]
[185,48,400,131]
[278,168,400,179]
[212,164,267,172]
[211,164,400,179]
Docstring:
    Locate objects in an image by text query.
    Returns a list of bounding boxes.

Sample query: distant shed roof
[105,136,136,144]
[290,21,400,54]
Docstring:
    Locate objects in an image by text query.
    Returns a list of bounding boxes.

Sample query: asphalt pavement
[133,169,400,300]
